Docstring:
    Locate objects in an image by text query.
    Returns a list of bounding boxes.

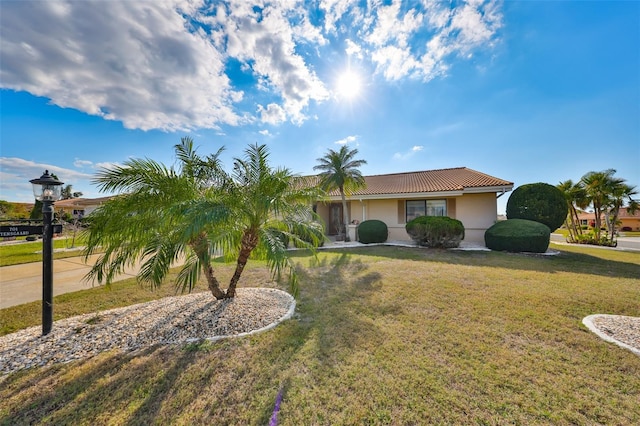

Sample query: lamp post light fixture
[29,170,64,335]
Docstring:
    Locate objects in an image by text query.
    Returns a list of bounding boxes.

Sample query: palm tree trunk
[593,204,602,240]
[571,206,582,236]
[340,187,350,242]
[191,234,226,299]
[226,230,259,298]
[204,264,227,299]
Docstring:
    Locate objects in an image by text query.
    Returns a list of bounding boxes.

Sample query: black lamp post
[30,170,64,336]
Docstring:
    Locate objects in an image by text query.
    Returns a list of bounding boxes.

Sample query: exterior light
[29,170,64,336]
[30,170,64,202]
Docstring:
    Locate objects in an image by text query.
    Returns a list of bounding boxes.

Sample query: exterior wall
[454,193,498,243]
[348,193,497,244]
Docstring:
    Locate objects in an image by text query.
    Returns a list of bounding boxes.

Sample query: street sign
[0,224,63,237]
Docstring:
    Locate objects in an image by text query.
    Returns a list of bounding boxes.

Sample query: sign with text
[0,224,63,237]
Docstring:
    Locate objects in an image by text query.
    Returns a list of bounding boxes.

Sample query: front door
[329,204,343,235]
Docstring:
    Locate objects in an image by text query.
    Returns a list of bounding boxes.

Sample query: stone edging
[186,289,296,344]
[582,314,640,357]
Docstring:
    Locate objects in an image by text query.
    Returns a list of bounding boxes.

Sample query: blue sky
[1,0,638,214]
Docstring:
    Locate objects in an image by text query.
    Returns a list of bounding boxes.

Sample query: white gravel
[583,314,640,356]
[0,288,295,376]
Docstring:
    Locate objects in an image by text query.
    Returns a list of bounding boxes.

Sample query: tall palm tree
[557,180,587,242]
[607,182,638,240]
[580,169,623,240]
[223,143,324,297]
[314,146,367,242]
[84,138,321,299]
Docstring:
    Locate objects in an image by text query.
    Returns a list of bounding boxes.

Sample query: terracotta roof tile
[315,167,512,197]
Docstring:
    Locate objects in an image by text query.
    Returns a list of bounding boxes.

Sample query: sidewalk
[0,254,143,309]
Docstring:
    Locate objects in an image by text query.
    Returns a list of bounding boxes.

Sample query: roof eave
[321,185,513,201]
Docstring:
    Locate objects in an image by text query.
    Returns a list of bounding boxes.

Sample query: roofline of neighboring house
[321,185,514,202]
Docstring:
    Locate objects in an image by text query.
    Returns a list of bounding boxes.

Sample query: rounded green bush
[405,216,465,248]
[484,219,550,253]
[506,183,568,231]
[357,220,388,244]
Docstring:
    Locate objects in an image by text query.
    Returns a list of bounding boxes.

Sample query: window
[406,200,446,222]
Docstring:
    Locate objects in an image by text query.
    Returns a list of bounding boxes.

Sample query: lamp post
[30,170,64,335]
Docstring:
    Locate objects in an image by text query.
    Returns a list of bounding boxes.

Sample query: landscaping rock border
[582,314,640,357]
[0,287,295,377]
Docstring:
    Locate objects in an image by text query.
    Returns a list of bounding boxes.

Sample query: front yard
[1,244,639,424]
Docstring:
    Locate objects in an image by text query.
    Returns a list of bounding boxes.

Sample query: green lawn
[1,244,639,424]
[0,236,87,267]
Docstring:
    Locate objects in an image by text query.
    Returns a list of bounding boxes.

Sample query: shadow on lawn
[291,245,640,281]
[0,253,384,425]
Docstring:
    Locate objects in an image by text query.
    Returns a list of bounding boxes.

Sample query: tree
[580,169,623,240]
[314,145,367,242]
[557,180,587,242]
[61,184,83,200]
[506,182,567,232]
[606,182,638,240]
[84,138,322,299]
[0,200,16,219]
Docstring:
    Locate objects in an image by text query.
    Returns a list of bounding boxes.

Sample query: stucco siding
[454,193,497,243]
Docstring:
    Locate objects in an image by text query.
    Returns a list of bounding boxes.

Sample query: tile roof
[314,167,513,197]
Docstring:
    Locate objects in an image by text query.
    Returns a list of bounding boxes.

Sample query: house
[313,167,513,244]
[577,208,640,232]
[54,196,113,219]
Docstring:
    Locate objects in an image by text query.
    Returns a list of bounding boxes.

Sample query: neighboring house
[577,208,640,231]
[55,196,113,219]
[313,167,513,244]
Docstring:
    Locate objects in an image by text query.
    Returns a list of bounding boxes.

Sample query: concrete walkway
[0,254,144,309]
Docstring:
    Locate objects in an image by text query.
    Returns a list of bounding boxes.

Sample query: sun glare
[336,70,362,100]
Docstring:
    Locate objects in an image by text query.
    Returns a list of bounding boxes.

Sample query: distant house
[55,196,113,219]
[577,208,640,231]
[313,167,513,244]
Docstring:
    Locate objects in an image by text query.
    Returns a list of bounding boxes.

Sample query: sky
[1,0,638,214]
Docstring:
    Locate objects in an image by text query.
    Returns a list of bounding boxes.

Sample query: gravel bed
[583,314,640,356]
[0,288,295,376]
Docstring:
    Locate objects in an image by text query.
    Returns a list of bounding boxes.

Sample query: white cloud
[393,145,424,160]
[221,2,329,125]
[0,0,241,132]
[259,129,272,136]
[0,1,502,131]
[335,135,357,145]
[258,103,287,125]
[345,39,362,58]
[0,157,95,202]
[73,159,93,168]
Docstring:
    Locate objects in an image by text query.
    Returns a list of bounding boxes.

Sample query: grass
[1,243,639,424]
[0,236,87,266]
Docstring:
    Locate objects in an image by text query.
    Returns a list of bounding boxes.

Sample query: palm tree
[314,146,367,242]
[607,182,638,240]
[223,143,324,297]
[580,169,624,240]
[557,180,587,242]
[83,138,321,299]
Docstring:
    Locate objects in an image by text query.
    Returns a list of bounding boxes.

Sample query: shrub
[506,183,567,231]
[357,220,388,244]
[621,227,632,232]
[484,219,550,253]
[574,232,617,247]
[405,216,465,248]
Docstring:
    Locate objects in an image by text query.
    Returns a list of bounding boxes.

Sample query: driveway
[0,254,143,309]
